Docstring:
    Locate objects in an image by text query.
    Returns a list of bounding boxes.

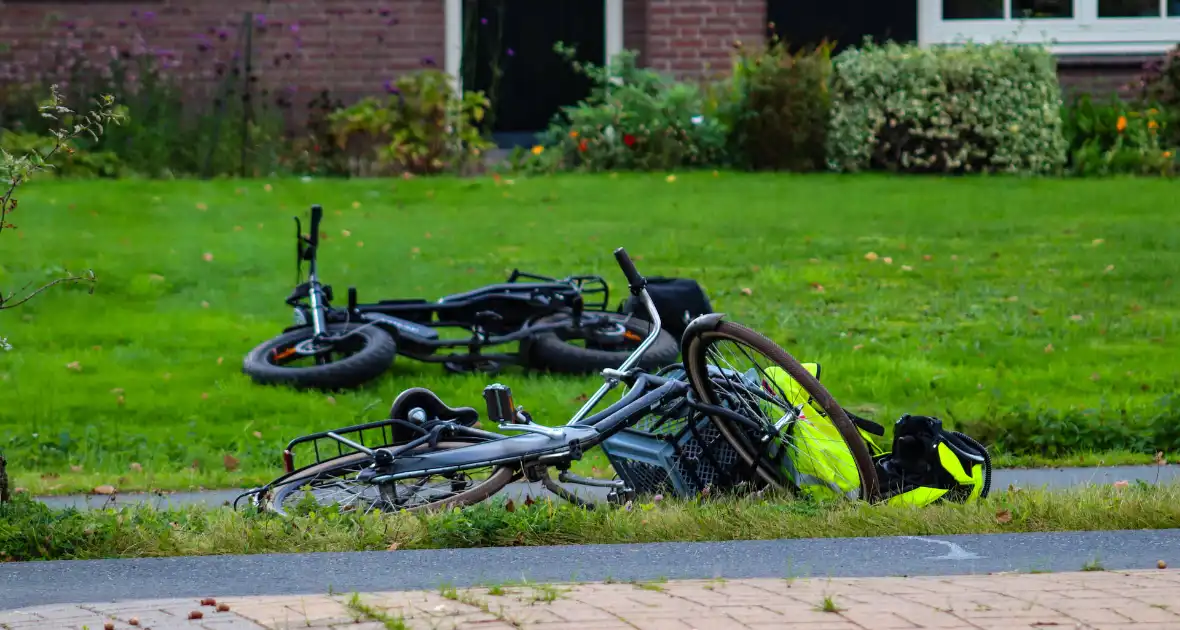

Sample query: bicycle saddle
[388,387,480,427]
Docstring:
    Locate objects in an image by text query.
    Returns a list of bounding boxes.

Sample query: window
[1099,0,1164,16]
[943,0,1004,19]
[1012,0,1074,16]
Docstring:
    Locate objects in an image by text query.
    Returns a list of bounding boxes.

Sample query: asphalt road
[2,529,1177,610]
[34,464,1180,511]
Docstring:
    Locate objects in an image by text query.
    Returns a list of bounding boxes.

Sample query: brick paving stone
[7,569,1180,629]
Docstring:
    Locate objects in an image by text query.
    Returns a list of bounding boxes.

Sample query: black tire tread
[242,322,397,391]
[526,312,679,375]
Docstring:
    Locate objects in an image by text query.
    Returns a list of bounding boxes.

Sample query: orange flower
[1165,151,1175,159]
[1116,116,1127,133]
[569,130,579,138]
[1149,119,1159,130]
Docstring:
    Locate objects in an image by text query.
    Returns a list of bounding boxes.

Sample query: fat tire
[682,320,880,501]
[266,445,515,516]
[242,322,397,391]
[525,312,679,375]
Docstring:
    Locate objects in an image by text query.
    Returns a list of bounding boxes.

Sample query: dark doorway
[461,0,605,148]
[766,0,917,55]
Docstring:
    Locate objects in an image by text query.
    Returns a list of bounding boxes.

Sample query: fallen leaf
[424,232,432,238]
[148,274,165,282]
[130,462,143,472]
[1092,238,1104,245]
[922,254,932,261]
[201,392,209,400]
[70,465,83,473]
[900,265,913,272]
[995,509,1012,524]
[809,258,819,264]
[852,344,864,350]
[223,454,240,472]
[201,301,210,309]
[93,484,116,495]
[233,225,243,231]
[195,202,207,211]
[504,499,516,513]
[202,252,214,262]
[1113,480,1129,488]
[163,372,172,380]
[864,252,879,262]
[105,622,115,630]
[1104,264,1114,273]
[1090,373,1101,381]
[1159,560,1168,569]
[740,287,753,296]
[411,247,420,254]
[216,603,231,612]
[253,431,263,438]
[1006,296,1019,302]
[811,283,825,293]
[217,356,224,365]
[325,396,337,405]
[883,257,893,265]
[201,598,217,606]
[1043,344,1054,353]
[950,255,959,261]
[357,241,365,247]
[666,175,677,183]
[352,201,361,209]
[341,229,351,237]
[524,495,536,506]
[66,361,82,371]
[116,395,125,406]
[189,611,204,620]
[712,170,719,177]
[387,542,400,551]
[257,223,264,229]
[264,184,273,192]
[92,345,103,352]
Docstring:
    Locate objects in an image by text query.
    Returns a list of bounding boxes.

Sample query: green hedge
[826,41,1068,175]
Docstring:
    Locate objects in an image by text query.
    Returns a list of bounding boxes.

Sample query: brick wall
[642,0,766,80]
[0,0,443,103]
[1056,57,1151,101]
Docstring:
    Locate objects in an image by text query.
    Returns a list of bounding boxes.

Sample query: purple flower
[421,55,436,66]
[379,9,391,16]
[383,80,400,94]
[480,17,488,25]
[506,48,515,57]
[118,20,128,27]
[217,29,228,41]
[255,14,267,26]
[144,11,155,19]
[64,21,76,31]
[290,23,300,33]
[387,17,399,26]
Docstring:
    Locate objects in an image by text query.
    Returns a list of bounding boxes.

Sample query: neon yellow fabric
[764,365,862,501]
[886,486,948,506]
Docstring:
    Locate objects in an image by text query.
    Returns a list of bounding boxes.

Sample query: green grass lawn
[1,172,1178,495]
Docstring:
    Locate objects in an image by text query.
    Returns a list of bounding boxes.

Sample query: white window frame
[444,0,624,95]
[918,0,1180,55]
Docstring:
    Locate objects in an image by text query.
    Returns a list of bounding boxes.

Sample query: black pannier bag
[619,277,713,341]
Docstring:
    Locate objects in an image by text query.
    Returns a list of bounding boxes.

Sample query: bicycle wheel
[266,442,515,516]
[682,320,879,501]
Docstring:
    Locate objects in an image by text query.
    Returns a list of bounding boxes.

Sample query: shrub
[1062,94,1177,176]
[827,40,1068,175]
[1136,45,1180,146]
[328,69,493,176]
[0,131,124,178]
[724,37,833,171]
[523,46,728,173]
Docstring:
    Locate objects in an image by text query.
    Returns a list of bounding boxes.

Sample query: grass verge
[2,482,1178,562]
[2,173,1179,493]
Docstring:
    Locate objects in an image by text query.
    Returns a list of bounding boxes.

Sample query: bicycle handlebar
[613,247,645,296]
[309,204,323,249]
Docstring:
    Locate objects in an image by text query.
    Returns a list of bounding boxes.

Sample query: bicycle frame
[286,205,616,368]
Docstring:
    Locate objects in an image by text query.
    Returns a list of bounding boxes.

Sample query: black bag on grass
[619,276,713,341]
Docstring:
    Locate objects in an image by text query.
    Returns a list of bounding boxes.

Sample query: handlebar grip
[309,204,323,246]
[613,247,646,295]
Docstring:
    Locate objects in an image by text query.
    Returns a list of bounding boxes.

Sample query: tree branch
[0,271,96,311]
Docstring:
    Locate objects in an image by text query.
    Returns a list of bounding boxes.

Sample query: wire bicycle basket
[600,368,767,498]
